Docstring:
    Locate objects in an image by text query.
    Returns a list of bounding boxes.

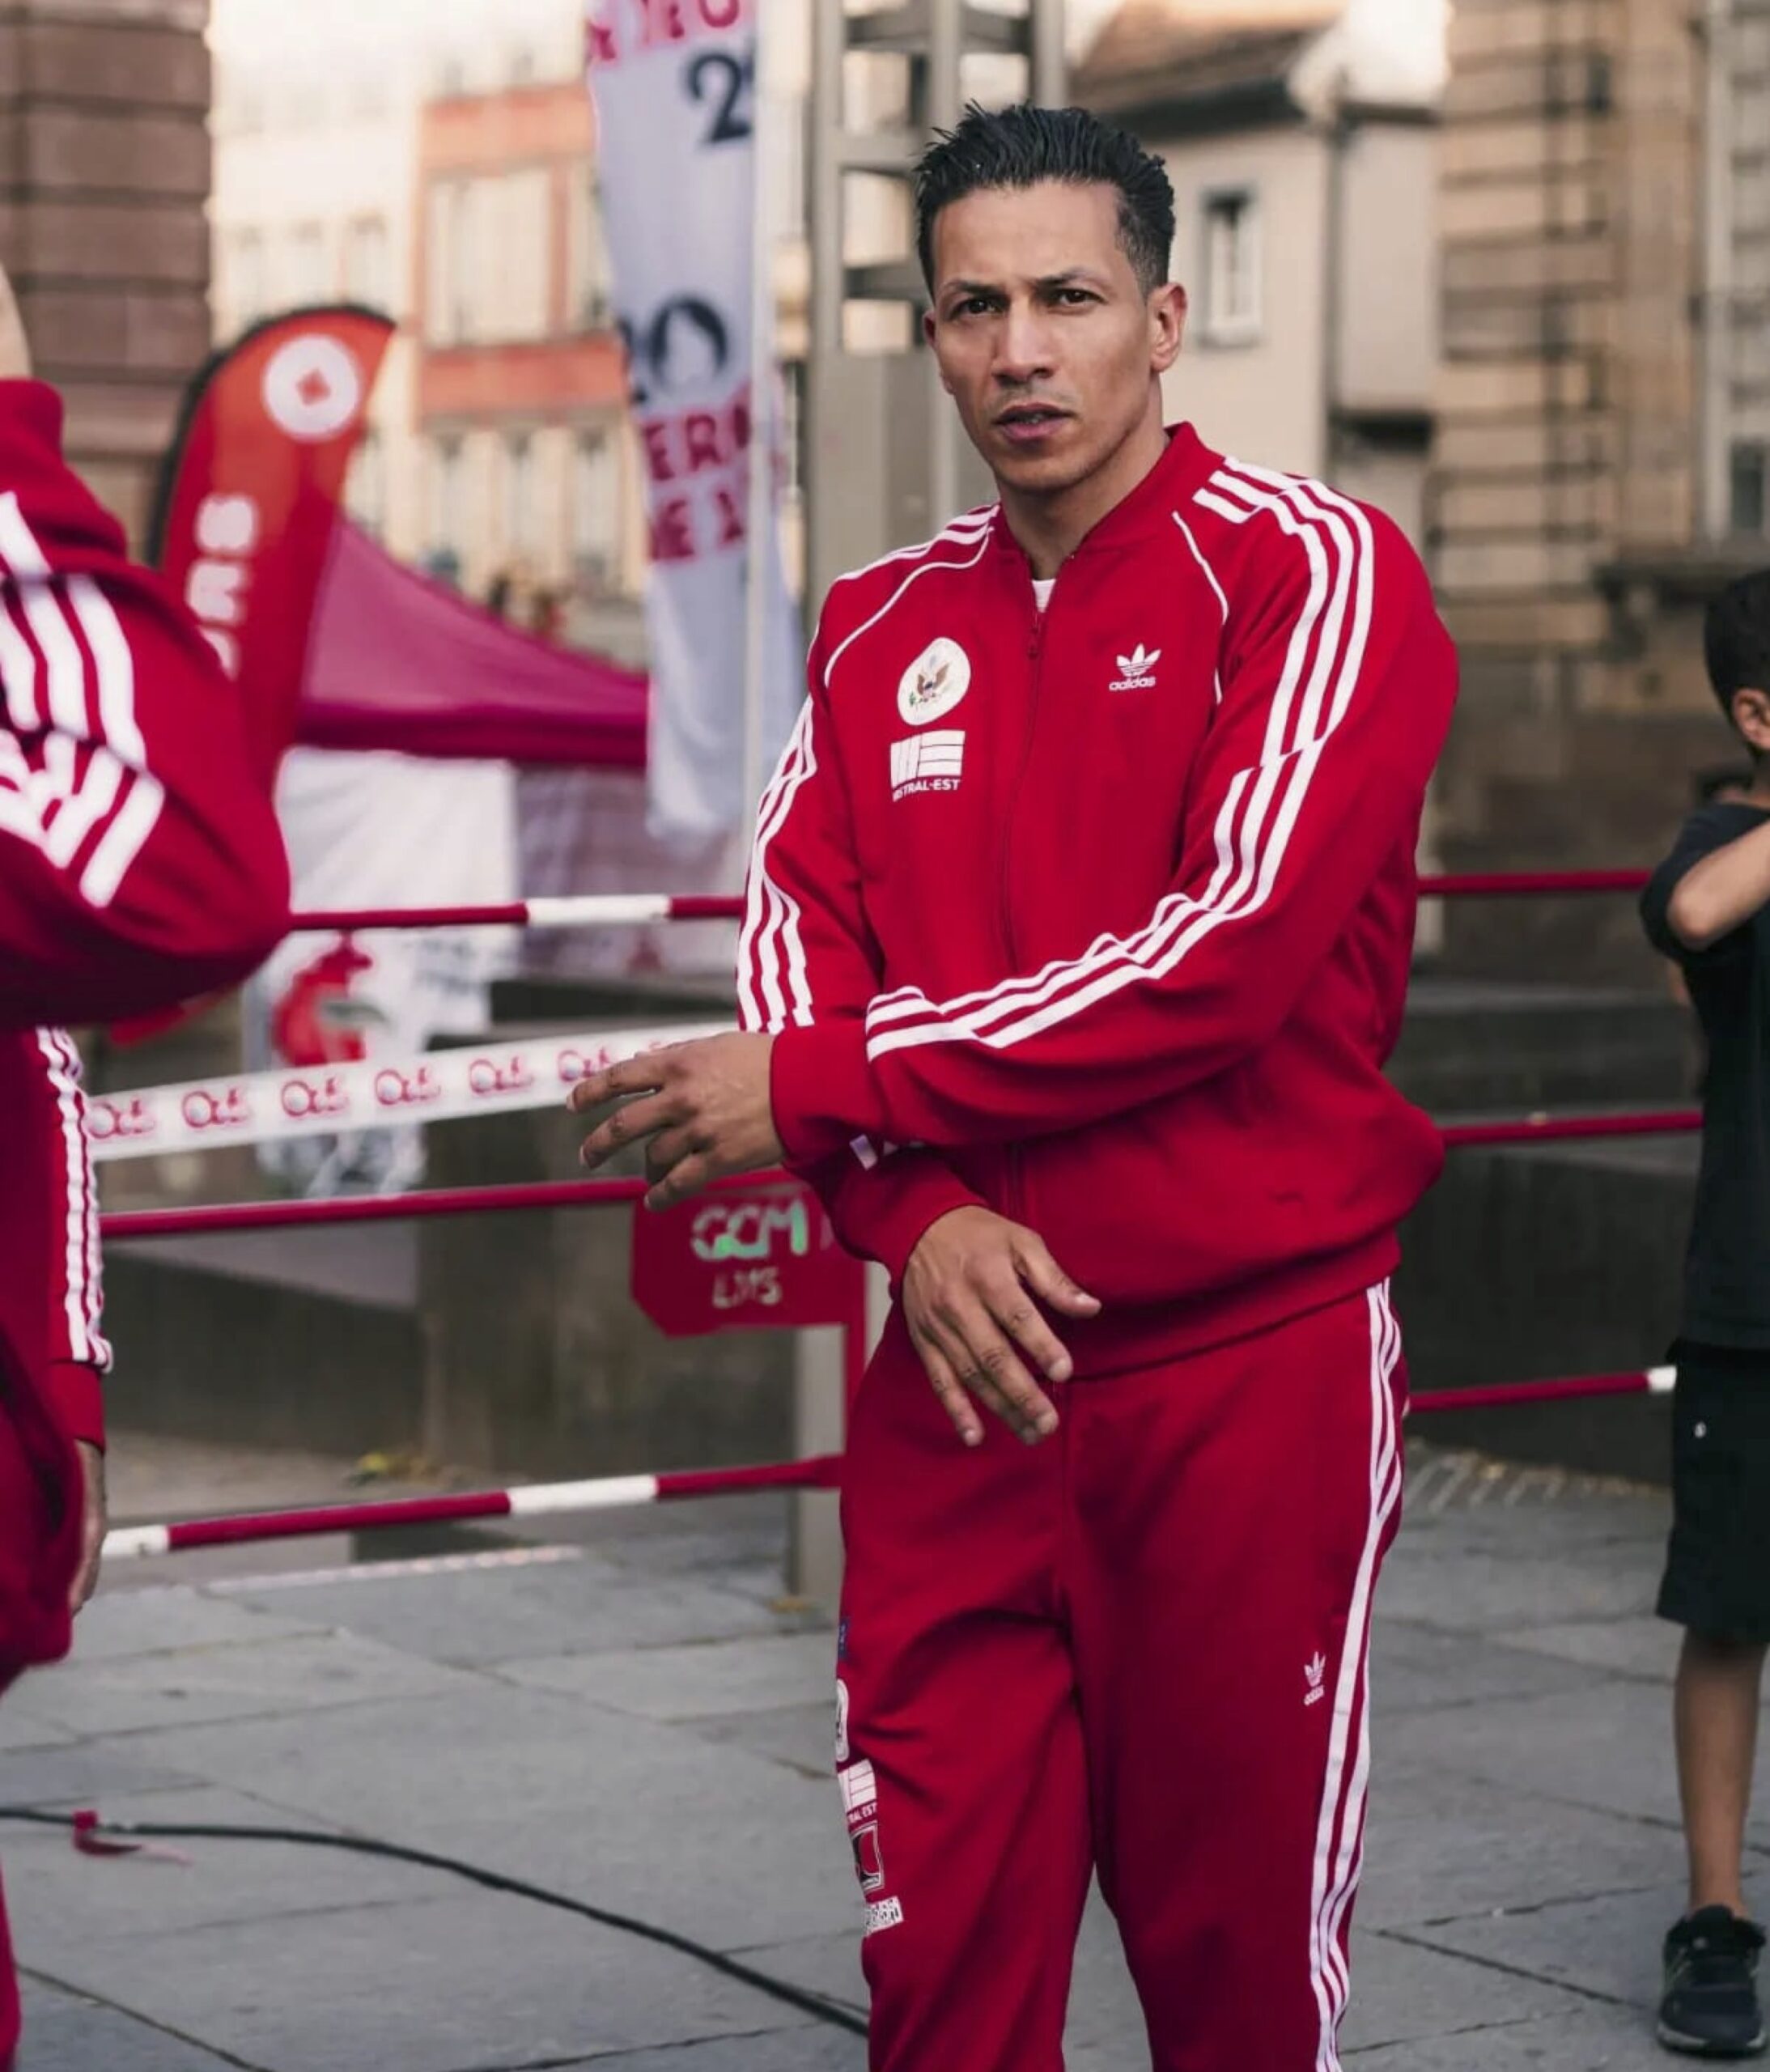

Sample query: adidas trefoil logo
[1304,1653,1327,1706]
[1110,643,1161,692]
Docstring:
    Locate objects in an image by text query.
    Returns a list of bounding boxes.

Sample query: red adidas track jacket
[0,380,289,1670]
[738,425,1458,1371]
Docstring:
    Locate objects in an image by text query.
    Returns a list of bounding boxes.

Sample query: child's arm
[1662,817,1770,951]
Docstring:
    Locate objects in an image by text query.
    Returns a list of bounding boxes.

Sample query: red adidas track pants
[834,1282,1407,2072]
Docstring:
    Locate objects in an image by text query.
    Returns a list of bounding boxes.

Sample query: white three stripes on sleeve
[36,1027,109,1373]
[0,492,164,911]
[737,512,997,1037]
[861,463,1375,1064]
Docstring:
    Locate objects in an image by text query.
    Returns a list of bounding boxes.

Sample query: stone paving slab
[1492,1616,1682,1684]
[9,1631,483,1741]
[503,1631,835,1721]
[1407,1875,1770,2012]
[1382,1675,1770,1852]
[1338,2006,1673,2070]
[4,1785,445,1941]
[110,1681,863,1953]
[218,1559,798,1669]
[1369,1621,1600,1716]
[1376,1543,1662,1635]
[1356,1770,1681,1932]
[557,2031,864,2070]
[681,1700,836,1779]
[17,1977,246,2072]
[23,1889,821,2072]
[36,1586,325,1666]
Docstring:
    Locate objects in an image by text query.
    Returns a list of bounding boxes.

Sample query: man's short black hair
[914,102,1175,299]
[1705,569,1770,732]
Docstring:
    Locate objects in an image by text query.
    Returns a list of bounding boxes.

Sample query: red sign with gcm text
[630,1177,864,1337]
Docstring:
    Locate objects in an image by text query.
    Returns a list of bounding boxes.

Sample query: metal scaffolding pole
[791,0,1064,1608]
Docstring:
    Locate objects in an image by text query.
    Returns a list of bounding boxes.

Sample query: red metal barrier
[284,868,1654,938]
[1441,1110,1698,1149]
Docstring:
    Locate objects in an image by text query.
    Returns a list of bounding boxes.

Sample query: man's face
[923,180,1184,498]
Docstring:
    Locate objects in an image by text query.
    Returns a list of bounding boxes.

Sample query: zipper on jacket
[996,597,1048,1221]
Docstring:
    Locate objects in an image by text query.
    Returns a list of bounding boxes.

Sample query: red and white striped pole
[102,1454,845,1562]
[100,1367,1679,1565]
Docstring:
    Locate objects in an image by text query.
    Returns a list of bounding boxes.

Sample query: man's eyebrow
[938,268,1109,299]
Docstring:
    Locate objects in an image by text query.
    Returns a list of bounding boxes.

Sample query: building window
[567,170,612,331]
[428,174,547,344]
[1201,189,1262,346]
[431,436,466,555]
[230,229,266,331]
[348,429,386,539]
[1731,443,1768,536]
[287,222,329,308]
[345,216,391,312]
[781,359,806,502]
[505,432,537,558]
[427,181,469,344]
[574,428,618,591]
[497,169,551,341]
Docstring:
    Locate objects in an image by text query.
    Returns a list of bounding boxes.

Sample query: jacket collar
[986,422,1223,571]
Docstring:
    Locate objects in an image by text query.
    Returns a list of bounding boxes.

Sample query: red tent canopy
[297,522,649,769]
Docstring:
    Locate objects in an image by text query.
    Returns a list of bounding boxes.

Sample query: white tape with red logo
[84,1021,732,1163]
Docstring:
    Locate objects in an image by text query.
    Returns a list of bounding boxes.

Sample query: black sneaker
[1660,1907,1768,2057]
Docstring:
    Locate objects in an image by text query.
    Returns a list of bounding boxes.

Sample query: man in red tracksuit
[0,266,290,2066]
[572,104,1458,2070]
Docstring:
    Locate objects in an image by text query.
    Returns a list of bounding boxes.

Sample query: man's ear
[1150,282,1186,375]
[1731,686,1770,755]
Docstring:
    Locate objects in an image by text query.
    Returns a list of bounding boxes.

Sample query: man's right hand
[902,1206,1101,1448]
[0,261,31,381]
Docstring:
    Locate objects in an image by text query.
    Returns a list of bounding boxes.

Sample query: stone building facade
[0,0,212,551]
[1431,0,1768,977]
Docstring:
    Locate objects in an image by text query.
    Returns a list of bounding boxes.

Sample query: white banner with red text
[86,1022,729,1163]
[584,0,800,842]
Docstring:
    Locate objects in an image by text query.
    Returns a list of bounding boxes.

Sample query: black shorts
[1658,1341,1770,1643]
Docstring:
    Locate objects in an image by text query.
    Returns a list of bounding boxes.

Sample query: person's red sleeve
[770,500,1459,1157]
[27,1028,108,1450]
[0,380,290,1028]
[736,620,982,1281]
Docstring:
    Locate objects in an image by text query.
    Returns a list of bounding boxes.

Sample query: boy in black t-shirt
[1641,568,1770,2058]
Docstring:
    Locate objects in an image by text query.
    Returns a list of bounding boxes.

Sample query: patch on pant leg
[835,1676,850,1764]
[1305,1650,1328,1707]
[851,1819,885,1892]
[839,1758,903,1926]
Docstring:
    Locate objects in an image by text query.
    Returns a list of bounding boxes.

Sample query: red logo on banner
[181,1086,252,1132]
[469,1055,534,1098]
[87,1096,157,1144]
[373,1066,442,1110]
[280,1074,350,1121]
[630,1177,864,1337]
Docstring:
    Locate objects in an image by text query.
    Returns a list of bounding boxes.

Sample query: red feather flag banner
[148,305,397,786]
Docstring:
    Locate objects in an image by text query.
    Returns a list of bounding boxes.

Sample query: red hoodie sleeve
[770,498,1458,1157]
[0,381,290,1028]
[737,623,983,1280]
[28,1028,108,1450]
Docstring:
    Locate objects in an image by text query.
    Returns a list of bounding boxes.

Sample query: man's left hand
[70,1440,106,1612]
[567,1033,782,1209]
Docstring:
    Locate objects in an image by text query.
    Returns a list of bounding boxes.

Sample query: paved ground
[1,1439,1762,2071]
